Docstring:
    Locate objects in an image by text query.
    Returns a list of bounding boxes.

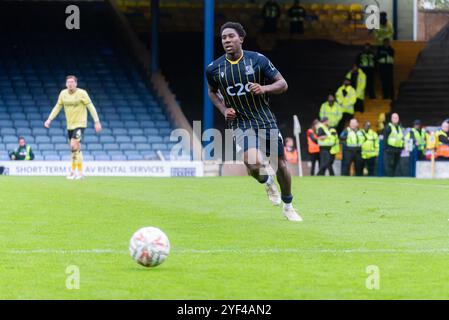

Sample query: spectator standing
[357,43,376,99]
[435,121,449,161]
[262,0,281,33]
[346,64,367,113]
[319,94,343,131]
[336,78,357,129]
[406,120,427,160]
[373,12,394,45]
[361,121,379,176]
[306,119,320,175]
[317,117,338,176]
[340,118,365,176]
[383,113,404,177]
[377,38,395,100]
[288,0,306,35]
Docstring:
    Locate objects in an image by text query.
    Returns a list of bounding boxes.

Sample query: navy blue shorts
[233,128,285,158]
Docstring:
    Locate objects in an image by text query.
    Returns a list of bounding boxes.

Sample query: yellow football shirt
[49,88,100,130]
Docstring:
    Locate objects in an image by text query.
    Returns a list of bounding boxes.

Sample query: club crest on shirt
[245,65,255,75]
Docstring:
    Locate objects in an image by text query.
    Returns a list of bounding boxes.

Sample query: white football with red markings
[129,227,170,267]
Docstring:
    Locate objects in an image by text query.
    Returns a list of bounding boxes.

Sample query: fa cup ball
[129,227,170,267]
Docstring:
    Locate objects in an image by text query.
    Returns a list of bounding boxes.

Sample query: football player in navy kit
[206,22,302,222]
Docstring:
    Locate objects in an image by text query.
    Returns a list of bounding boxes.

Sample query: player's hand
[44,119,51,128]
[94,122,102,133]
[223,108,236,121]
[248,82,266,95]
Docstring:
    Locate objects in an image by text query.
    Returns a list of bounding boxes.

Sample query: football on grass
[129,227,170,267]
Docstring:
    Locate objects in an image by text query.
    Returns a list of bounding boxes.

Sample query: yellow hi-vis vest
[345,69,367,100]
[346,128,365,148]
[25,145,32,160]
[387,123,404,148]
[319,102,343,128]
[361,129,379,159]
[406,128,427,152]
[336,85,357,115]
[330,128,340,155]
[317,124,334,147]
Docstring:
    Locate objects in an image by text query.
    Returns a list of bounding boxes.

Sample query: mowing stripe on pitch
[6,248,449,254]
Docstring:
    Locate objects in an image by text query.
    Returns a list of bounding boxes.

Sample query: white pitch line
[6,248,449,254]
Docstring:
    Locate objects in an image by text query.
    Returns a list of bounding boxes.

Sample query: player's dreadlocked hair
[220,22,246,38]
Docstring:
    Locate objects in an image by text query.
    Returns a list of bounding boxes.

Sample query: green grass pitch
[1,176,449,299]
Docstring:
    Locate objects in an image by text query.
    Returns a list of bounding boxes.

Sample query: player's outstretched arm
[87,103,102,133]
[248,73,288,96]
[45,99,63,128]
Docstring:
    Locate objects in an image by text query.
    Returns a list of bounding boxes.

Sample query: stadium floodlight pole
[151,0,159,73]
[203,0,215,136]
[293,115,303,177]
[392,0,398,40]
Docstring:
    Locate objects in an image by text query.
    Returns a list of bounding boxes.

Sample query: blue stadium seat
[112,128,128,135]
[140,120,155,128]
[87,144,103,151]
[51,136,68,143]
[115,135,131,143]
[128,128,143,136]
[16,127,31,136]
[83,155,94,161]
[1,128,16,135]
[127,154,143,161]
[119,143,135,151]
[54,144,68,151]
[147,136,163,143]
[60,154,72,161]
[131,136,147,143]
[99,135,115,143]
[152,143,169,150]
[6,143,18,151]
[44,155,60,161]
[135,143,152,150]
[48,128,64,136]
[124,121,139,128]
[36,136,51,143]
[14,120,30,127]
[0,120,13,127]
[159,128,173,136]
[83,136,99,143]
[111,154,127,161]
[39,143,54,151]
[155,121,170,128]
[3,135,18,143]
[27,113,42,120]
[32,128,48,136]
[95,154,111,161]
[103,143,119,151]
[141,151,157,160]
[144,128,159,135]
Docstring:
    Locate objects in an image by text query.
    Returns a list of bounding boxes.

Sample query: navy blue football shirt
[206,50,281,129]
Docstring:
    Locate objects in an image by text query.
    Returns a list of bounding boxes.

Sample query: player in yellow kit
[44,75,102,179]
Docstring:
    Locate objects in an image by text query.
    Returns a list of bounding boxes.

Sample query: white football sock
[284,202,293,209]
[265,175,274,186]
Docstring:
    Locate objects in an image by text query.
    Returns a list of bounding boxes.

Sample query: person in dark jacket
[377,38,395,100]
[288,0,306,34]
[262,0,281,33]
